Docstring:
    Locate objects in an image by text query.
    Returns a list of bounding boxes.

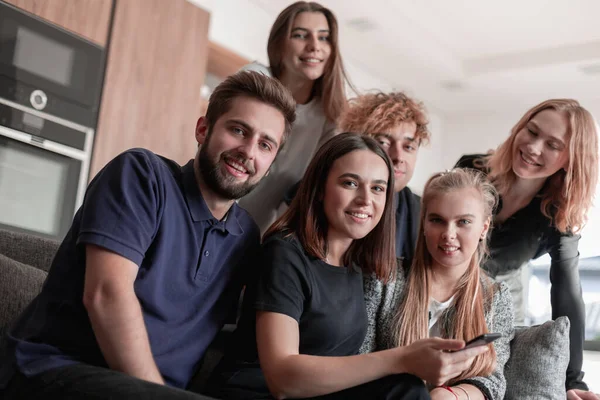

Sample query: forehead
[216,96,285,144]
[529,109,569,141]
[292,11,329,30]
[328,149,389,181]
[426,188,484,217]
[380,121,417,140]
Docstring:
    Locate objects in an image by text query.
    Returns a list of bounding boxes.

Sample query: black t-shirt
[232,232,367,362]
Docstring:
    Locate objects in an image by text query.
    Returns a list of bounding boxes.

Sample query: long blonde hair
[267,1,349,122]
[393,169,498,383]
[487,99,599,233]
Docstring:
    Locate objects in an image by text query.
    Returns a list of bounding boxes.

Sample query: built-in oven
[0,99,93,241]
[0,1,105,127]
[0,2,105,241]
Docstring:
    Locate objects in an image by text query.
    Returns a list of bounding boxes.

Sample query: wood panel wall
[4,0,113,47]
[89,0,210,177]
[207,41,249,79]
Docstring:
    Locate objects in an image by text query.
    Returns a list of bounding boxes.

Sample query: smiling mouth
[345,211,371,222]
[300,57,323,64]
[223,157,249,175]
[439,245,459,254]
[520,151,542,167]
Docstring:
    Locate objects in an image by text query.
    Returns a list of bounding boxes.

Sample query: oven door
[0,2,104,125]
[0,126,88,241]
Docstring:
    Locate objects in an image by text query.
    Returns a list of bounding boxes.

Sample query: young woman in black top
[456,99,599,399]
[208,133,489,400]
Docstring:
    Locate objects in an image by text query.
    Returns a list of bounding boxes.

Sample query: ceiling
[249,0,600,116]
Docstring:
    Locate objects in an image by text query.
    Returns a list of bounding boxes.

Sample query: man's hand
[568,389,600,400]
[395,337,489,386]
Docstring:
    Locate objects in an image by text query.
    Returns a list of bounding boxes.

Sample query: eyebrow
[291,27,330,34]
[374,133,417,142]
[228,118,280,149]
[428,213,476,219]
[338,172,387,186]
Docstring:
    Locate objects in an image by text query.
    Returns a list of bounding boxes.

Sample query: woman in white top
[239,1,351,234]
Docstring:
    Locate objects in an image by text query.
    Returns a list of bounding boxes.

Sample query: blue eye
[373,185,385,193]
[343,180,358,188]
[458,219,471,225]
[259,141,272,152]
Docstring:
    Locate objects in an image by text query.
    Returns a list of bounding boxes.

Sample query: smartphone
[462,333,502,350]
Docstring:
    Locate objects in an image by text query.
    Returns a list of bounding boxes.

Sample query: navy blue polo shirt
[0,149,260,389]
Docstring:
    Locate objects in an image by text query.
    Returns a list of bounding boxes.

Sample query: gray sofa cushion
[0,229,59,273]
[504,316,570,400]
[0,254,48,346]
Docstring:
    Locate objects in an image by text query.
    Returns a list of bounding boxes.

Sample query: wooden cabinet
[4,0,113,47]
[89,0,210,177]
[199,42,250,115]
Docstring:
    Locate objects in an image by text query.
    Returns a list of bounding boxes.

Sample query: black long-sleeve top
[456,154,588,391]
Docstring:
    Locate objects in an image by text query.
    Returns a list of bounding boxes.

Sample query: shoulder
[365,259,408,299]
[483,277,513,311]
[90,148,173,189]
[110,148,163,172]
[239,62,272,77]
[262,232,309,262]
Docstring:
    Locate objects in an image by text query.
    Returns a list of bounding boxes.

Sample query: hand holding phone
[461,333,502,351]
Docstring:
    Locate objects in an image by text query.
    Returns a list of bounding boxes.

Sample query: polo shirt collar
[181,160,244,236]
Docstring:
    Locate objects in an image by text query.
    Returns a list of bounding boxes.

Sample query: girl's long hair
[267,1,350,122]
[264,133,397,282]
[393,169,498,383]
[486,99,598,233]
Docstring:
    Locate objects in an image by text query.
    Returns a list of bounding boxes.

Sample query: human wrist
[384,346,408,375]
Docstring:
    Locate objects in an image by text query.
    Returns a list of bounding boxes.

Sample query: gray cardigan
[360,264,515,400]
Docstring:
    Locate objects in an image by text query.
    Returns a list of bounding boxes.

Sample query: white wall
[409,112,444,195]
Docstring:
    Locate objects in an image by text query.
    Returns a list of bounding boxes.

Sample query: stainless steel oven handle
[0,125,87,160]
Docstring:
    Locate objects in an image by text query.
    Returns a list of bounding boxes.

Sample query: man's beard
[197,145,260,200]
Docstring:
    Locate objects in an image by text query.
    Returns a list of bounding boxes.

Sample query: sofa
[0,228,573,399]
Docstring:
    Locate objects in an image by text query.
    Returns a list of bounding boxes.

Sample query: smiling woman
[206,134,492,400]
[455,98,600,396]
[238,1,352,234]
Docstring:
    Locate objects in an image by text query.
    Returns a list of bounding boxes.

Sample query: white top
[428,296,455,337]
[237,62,338,234]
